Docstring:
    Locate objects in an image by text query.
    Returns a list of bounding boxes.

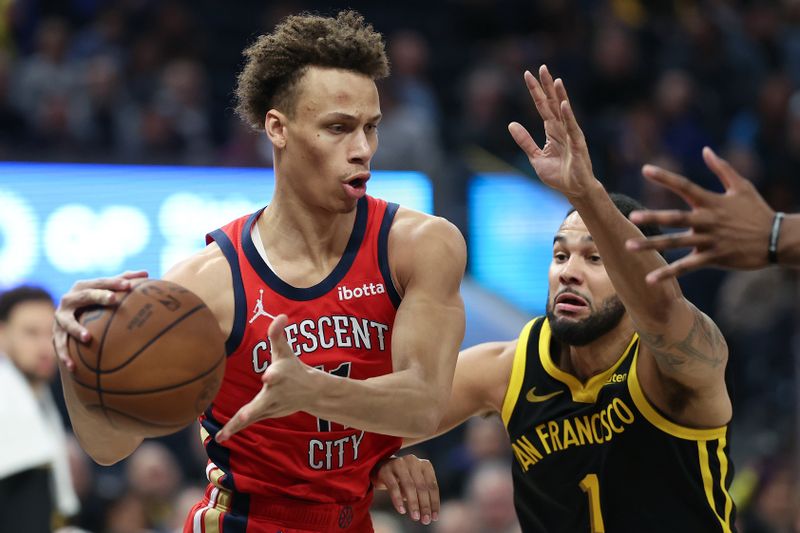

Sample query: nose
[558,256,584,286]
[348,129,374,166]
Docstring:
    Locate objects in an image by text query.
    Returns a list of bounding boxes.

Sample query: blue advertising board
[0,163,432,298]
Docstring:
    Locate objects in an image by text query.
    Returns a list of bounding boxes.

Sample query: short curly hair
[235,10,389,130]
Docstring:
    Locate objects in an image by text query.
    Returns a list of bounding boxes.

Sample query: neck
[258,184,358,268]
[556,315,636,382]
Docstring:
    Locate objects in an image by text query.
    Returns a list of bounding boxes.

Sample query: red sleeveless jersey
[199,195,402,513]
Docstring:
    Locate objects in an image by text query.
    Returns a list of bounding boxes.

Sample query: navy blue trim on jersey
[242,197,369,301]
[207,228,247,356]
[201,408,250,531]
[201,408,237,492]
[377,202,402,308]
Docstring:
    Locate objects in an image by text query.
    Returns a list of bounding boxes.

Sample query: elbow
[86,449,127,467]
[75,433,138,466]
[407,395,447,438]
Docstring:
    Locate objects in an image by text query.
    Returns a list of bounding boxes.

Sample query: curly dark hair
[235,10,389,130]
[0,285,53,323]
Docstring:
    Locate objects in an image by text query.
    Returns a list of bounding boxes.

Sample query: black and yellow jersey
[503,317,735,533]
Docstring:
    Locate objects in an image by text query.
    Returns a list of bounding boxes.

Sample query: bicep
[389,216,466,385]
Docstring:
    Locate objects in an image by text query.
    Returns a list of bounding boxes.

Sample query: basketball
[68,279,226,437]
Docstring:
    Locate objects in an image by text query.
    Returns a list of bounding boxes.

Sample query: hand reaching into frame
[624,147,777,283]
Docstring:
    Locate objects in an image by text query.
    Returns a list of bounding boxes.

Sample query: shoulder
[164,242,229,287]
[389,208,465,251]
[388,208,466,291]
[163,242,234,333]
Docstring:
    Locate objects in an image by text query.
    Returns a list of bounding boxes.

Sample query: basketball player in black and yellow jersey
[406,66,736,532]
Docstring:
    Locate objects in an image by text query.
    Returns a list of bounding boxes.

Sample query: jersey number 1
[315,362,352,432]
[579,473,605,533]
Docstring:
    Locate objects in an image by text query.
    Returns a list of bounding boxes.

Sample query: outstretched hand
[508,65,597,199]
[216,314,315,442]
[625,147,775,283]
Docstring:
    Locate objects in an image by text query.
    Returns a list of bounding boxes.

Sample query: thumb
[268,314,290,360]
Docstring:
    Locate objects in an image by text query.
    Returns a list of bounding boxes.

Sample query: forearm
[778,214,800,268]
[60,369,142,465]
[307,368,447,438]
[570,181,684,324]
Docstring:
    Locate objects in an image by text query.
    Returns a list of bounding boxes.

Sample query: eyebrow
[553,234,594,244]
[322,112,382,122]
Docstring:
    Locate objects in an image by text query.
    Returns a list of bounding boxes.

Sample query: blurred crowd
[2,0,800,531]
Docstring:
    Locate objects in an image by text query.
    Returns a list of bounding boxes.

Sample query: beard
[546,293,626,346]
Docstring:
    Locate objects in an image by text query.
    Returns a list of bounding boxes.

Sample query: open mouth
[554,292,589,314]
[343,174,370,199]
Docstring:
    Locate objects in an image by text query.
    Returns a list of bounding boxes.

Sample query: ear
[264,109,288,149]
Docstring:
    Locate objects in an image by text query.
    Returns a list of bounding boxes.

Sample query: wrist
[565,179,605,205]
[768,211,785,264]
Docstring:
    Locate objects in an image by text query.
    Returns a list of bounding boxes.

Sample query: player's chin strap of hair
[768,211,786,264]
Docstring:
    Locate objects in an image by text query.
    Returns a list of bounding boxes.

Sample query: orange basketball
[68,279,226,437]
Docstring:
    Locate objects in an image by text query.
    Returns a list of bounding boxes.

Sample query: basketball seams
[95,286,138,426]
[74,353,224,395]
[68,279,226,436]
[96,303,206,374]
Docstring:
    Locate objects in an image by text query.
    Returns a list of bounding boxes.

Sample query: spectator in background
[433,500,477,533]
[13,17,79,151]
[436,415,510,497]
[126,441,183,530]
[465,461,519,533]
[0,286,79,532]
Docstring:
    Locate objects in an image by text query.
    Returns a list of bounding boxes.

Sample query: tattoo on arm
[638,307,727,372]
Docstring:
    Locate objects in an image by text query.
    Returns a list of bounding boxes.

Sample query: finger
[645,250,717,284]
[538,65,562,119]
[54,307,94,345]
[508,122,542,158]
[625,231,714,253]
[382,472,407,516]
[53,331,74,372]
[702,146,747,192]
[641,164,713,208]
[216,402,258,442]
[421,459,440,522]
[553,76,572,108]
[267,314,292,361]
[523,70,557,123]
[72,276,138,291]
[407,460,432,525]
[396,465,420,522]
[629,208,694,228]
[119,270,149,280]
[560,98,587,151]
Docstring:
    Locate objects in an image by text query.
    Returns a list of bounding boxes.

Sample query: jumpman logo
[249,289,277,324]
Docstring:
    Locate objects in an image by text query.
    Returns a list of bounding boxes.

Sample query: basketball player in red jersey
[52,11,464,532]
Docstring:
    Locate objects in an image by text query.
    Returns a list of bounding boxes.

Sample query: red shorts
[183,483,374,533]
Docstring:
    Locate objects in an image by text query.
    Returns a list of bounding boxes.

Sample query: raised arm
[216,212,466,441]
[625,147,800,281]
[510,66,730,428]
